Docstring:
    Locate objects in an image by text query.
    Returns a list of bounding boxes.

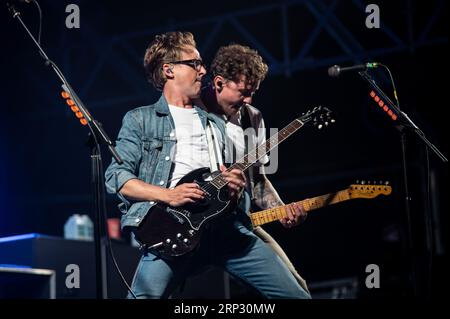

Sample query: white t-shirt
[167,105,211,188]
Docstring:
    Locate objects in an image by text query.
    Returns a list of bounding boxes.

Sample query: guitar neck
[251,189,351,227]
[210,118,304,189]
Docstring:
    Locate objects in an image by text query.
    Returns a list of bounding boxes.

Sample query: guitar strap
[240,105,256,201]
[206,120,223,172]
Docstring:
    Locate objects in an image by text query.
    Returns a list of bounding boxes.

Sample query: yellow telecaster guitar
[251,182,392,227]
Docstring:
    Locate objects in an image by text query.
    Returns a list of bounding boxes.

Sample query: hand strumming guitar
[219,165,246,200]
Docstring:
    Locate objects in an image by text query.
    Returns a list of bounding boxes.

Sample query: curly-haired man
[197,44,310,294]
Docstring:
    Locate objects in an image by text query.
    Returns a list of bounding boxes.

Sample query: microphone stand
[358,70,447,297]
[7,2,123,299]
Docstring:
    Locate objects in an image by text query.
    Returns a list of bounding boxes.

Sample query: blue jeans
[128,216,311,299]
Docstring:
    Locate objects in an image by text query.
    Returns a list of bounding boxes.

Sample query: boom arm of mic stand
[8,2,123,165]
[358,71,447,163]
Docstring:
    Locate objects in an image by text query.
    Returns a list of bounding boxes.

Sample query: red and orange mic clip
[61,90,88,126]
[369,90,398,121]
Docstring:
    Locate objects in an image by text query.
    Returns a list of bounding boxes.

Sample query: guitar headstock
[298,106,335,129]
[348,181,392,199]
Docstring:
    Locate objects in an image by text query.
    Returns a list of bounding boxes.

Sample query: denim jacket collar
[154,95,170,115]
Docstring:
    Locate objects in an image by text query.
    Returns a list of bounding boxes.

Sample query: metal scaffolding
[51,0,447,110]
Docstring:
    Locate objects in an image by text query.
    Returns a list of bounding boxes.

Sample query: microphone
[328,62,379,77]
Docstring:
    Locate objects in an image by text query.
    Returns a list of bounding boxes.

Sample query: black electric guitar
[134,106,334,257]
[251,182,392,227]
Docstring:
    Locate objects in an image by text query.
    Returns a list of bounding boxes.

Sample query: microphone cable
[379,63,433,298]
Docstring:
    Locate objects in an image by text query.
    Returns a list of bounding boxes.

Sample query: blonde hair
[144,31,196,90]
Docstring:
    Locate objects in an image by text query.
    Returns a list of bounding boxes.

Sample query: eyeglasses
[166,59,206,72]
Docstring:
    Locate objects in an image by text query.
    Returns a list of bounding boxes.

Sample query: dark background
[0,0,447,298]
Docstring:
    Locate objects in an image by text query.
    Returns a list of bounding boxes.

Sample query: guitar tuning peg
[325,121,329,126]
[331,118,336,123]
[356,180,360,184]
[361,180,366,185]
[385,181,390,185]
[318,124,323,129]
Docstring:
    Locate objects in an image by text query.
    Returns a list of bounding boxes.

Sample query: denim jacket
[104,95,229,229]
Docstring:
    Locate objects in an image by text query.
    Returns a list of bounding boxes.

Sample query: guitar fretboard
[210,119,304,189]
[251,189,351,227]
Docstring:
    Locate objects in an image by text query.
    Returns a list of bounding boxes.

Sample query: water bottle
[64,214,81,240]
[80,214,94,241]
[64,214,93,241]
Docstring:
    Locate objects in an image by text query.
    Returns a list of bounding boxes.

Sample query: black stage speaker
[0,234,140,298]
[0,233,231,299]
[0,266,56,299]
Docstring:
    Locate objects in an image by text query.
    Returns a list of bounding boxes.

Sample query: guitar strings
[200,120,303,194]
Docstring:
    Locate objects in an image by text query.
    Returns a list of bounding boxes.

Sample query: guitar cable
[99,157,138,299]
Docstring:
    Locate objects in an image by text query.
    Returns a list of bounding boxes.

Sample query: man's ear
[163,64,174,79]
[214,76,225,93]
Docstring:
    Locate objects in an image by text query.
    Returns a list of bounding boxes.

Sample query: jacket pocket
[141,138,163,182]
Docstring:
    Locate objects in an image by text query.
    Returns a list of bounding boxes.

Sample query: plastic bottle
[80,214,94,241]
[64,214,93,241]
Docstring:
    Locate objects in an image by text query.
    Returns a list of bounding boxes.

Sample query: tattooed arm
[252,168,306,228]
[252,169,284,210]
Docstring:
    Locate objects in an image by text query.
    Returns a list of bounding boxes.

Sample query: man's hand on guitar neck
[280,202,307,228]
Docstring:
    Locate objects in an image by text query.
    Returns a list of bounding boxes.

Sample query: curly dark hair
[210,44,268,87]
[143,31,196,90]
